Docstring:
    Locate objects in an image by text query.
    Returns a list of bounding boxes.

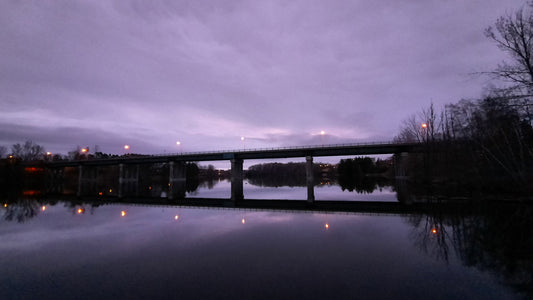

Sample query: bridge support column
[231,159,244,201]
[394,152,409,178]
[77,165,97,197]
[306,156,315,203]
[119,164,140,198]
[46,167,64,194]
[118,164,124,198]
[168,161,186,200]
[168,161,174,199]
[77,165,83,197]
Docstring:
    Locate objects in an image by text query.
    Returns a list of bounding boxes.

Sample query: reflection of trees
[405,204,533,298]
[247,176,307,188]
[2,198,40,223]
[338,175,390,194]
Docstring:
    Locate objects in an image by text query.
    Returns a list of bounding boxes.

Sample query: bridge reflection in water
[37,142,422,202]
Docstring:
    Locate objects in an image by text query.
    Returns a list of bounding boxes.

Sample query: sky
[0,0,527,157]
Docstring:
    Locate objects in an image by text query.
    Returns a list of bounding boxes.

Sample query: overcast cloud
[0,0,526,155]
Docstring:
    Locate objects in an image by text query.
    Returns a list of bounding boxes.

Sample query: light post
[176,141,181,154]
[81,148,88,159]
[124,145,130,155]
[320,130,325,147]
[421,123,428,142]
[241,136,245,150]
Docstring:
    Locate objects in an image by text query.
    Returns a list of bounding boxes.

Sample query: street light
[241,136,245,150]
[421,123,428,142]
[320,130,325,146]
[124,145,130,150]
[176,141,181,154]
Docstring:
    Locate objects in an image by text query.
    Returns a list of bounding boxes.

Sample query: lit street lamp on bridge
[176,141,182,154]
[320,130,325,147]
[421,123,428,142]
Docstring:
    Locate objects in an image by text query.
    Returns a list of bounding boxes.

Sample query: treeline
[245,162,322,187]
[337,157,390,178]
[337,157,391,193]
[396,95,533,195]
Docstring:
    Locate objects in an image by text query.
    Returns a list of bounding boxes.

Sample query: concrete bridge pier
[394,152,409,179]
[46,167,64,194]
[231,159,244,201]
[77,165,97,197]
[306,156,315,203]
[77,165,83,197]
[118,164,124,198]
[118,164,140,198]
[168,161,186,200]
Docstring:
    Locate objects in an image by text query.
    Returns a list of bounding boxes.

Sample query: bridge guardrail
[30,141,420,165]
[148,140,414,158]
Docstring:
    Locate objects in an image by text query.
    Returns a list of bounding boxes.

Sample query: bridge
[35,141,423,201]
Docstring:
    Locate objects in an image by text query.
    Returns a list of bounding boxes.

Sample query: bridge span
[37,142,423,201]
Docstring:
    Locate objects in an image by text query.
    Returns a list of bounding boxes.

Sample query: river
[1,180,531,299]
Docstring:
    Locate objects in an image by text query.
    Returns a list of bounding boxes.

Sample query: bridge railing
[147,140,415,158]
[32,141,420,165]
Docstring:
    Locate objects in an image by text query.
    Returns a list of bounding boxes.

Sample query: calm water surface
[187,179,397,201]
[1,194,529,299]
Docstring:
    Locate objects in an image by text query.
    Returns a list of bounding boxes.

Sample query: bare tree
[394,103,442,143]
[485,5,533,93]
[11,140,45,161]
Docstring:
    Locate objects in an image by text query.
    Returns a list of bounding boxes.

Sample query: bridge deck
[40,142,422,167]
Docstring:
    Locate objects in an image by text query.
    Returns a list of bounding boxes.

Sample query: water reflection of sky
[187,179,398,201]
[0,202,519,299]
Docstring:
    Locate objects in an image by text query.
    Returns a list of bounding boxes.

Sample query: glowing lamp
[121,211,126,217]
[124,145,130,150]
[431,228,437,234]
[325,223,329,229]
[41,206,46,211]
[174,215,179,220]
[77,208,84,214]
[241,218,246,224]
[421,123,428,129]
